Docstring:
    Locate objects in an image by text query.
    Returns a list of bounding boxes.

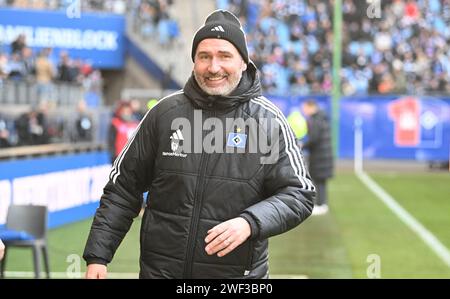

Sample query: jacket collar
[183,62,262,112]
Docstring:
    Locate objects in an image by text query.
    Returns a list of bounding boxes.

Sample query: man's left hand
[204,217,251,257]
[0,239,5,261]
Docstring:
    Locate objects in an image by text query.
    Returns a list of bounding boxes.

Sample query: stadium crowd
[219,0,450,96]
[0,0,181,46]
[2,0,450,150]
[0,0,179,148]
[129,0,180,46]
[0,33,103,109]
[0,0,127,14]
[1,34,102,89]
[0,32,104,148]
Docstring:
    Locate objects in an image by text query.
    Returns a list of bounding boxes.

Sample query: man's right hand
[86,264,107,279]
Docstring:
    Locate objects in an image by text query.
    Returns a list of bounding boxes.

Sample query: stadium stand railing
[0,80,84,107]
[0,142,106,161]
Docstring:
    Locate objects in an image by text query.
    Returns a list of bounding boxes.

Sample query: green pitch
[3,171,450,278]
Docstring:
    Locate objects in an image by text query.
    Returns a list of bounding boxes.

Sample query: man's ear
[242,61,248,71]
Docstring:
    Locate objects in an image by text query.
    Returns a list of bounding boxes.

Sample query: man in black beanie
[191,10,249,64]
[84,9,315,279]
[191,12,248,97]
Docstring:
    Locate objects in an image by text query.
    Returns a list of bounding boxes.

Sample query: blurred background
[0,0,449,278]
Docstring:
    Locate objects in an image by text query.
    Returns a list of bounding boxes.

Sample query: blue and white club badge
[227,132,247,148]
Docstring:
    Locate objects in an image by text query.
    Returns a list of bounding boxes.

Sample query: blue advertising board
[0,8,125,69]
[0,151,111,228]
[265,94,450,161]
[339,96,450,161]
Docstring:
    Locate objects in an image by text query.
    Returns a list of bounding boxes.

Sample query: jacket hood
[183,61,262,112]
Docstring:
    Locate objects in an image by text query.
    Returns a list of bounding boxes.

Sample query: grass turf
[3,172,450,278]
[328,172,450,278]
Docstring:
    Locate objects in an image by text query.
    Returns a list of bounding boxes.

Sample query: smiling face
[193,38,247,96]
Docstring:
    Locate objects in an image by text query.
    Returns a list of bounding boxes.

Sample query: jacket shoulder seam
[156,94,190,119]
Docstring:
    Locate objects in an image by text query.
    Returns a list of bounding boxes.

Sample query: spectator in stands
[57,51,75,83]
[378,73,395,94]
[0,114,11,148]
[79,59,93,79]
[392,60,407,94]
[301,99,333,216]
[21,47,35,81]
[35,48,55,103]
[107,101,139,163]
[6,53,26,81]
[109,0,126,14]
[291,74,311,95]
[83,0,104,11]
[83,69,103,106]
[11,34,26,55]
[15,102,50,146]
[0,53,8,85]
[83,9,314,279]
[73,100,93,142]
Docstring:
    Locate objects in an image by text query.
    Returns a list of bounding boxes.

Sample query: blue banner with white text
[0,151,111,228]
[0,8,125,69]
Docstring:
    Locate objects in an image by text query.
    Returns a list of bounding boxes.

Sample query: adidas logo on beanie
[191,9,249,64]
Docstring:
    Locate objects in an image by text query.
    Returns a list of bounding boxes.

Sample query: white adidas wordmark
[211,25,225,32]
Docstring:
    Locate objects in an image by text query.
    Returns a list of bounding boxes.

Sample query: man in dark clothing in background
[302,99,334,215]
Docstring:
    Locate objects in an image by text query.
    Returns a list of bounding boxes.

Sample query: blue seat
[0,205,49,279]
[0,229,35,241]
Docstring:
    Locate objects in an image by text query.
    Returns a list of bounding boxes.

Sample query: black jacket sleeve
[83,109,157,265]
[240,118,315,240]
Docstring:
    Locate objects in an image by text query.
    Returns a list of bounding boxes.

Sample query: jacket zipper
[182,110,213,278]
[244,240,254,275]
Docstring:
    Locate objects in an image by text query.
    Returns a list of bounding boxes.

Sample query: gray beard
[194,71,242,96]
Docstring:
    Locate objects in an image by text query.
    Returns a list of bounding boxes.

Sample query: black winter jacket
[83,63,315,278]
[303,110,334,180]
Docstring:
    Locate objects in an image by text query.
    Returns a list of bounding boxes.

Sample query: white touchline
[354,118,450,268]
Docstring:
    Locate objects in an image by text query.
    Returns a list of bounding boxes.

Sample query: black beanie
[191,10,249,64]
